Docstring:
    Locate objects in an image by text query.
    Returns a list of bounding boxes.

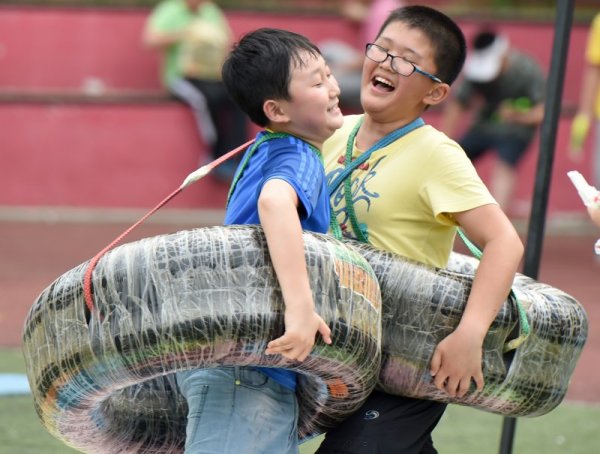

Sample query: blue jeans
[176,367,299,454]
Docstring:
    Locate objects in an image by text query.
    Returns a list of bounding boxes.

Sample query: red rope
[208,139,255,174]
[83,187,183,315]
[82,139,255,316]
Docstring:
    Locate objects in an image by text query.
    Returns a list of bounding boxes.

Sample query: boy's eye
[314,74,326,86]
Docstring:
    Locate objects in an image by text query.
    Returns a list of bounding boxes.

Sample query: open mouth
[372,76,395,92]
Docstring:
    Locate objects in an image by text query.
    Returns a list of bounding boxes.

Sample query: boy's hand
[265,306,332,362]
[429,328,484,398]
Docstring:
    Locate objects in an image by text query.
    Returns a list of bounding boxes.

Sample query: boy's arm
[258,179,332,362]
[430,204,523,398]
[498,101,545,126]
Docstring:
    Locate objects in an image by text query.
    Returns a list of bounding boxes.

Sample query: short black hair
[222,28,321,126]
[377,5,466,85]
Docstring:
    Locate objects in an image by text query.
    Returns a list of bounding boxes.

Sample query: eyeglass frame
[365,43,443,84]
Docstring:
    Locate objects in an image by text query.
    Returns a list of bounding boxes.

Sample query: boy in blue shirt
[176,28,344,453]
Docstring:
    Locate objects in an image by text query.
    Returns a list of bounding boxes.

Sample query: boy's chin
[360,95,383,112]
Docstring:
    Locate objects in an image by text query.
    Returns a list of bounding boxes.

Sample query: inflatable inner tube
[22,226,382,453]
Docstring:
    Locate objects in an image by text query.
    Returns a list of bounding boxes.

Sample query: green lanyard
[456,229,530,352]
[328,116,425,243]
[227,131,343,240]
[227,131,286,206]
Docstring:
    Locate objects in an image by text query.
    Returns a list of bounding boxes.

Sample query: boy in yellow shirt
[318,6,523,453]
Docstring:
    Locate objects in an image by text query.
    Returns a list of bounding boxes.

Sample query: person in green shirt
[143,0,247,180]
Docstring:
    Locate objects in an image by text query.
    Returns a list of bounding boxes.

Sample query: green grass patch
[3,348,597,453]
[0,348,26,374]
[0,396,79,454]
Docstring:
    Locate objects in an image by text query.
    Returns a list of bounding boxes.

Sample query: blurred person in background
[442,28,546,212]
[320,0,403,111]
[570,12,600,189]
[143,0,248,181]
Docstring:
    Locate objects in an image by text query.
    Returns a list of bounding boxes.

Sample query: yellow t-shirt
[586,13,600,118]
[324,115,497,268]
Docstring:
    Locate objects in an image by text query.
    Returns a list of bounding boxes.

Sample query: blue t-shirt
[225,131,331,390]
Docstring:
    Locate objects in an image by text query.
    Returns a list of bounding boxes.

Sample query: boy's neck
[265,126,323,151]
[357,114,421,150]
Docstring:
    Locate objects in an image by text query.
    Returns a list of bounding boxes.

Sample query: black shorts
[460,127,533,168]
[315,391,447,454]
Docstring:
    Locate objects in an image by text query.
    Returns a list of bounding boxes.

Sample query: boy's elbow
[509,231,525,263]
[516,237,525,260]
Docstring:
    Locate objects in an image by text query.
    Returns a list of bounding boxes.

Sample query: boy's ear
[423,83,450,107]
[263,99,290,124]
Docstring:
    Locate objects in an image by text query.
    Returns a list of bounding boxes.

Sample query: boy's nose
[329,75,341,96]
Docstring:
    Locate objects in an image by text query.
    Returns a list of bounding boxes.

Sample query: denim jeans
[176,367,299,454]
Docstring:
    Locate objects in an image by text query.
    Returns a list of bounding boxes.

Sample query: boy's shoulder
[254,132,324,168]
[409,125,469,163]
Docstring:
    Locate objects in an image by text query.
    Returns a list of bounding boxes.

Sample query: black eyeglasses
[365,43,443,84]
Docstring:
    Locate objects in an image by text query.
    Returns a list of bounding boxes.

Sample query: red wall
[0,7,594,216]
[0,8,160,90]
[0,7,358,91]
[1,7,586,104]
[0,102,232,209]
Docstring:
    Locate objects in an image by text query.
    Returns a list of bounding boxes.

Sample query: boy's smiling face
[274,51,343,148]
[360,20,443,124]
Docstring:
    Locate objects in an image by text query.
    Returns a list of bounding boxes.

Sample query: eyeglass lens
[367,44,414,76]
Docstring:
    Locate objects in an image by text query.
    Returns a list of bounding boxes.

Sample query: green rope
[227,131,289,206]
[456,228,530,352]
[343,119,369,243]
